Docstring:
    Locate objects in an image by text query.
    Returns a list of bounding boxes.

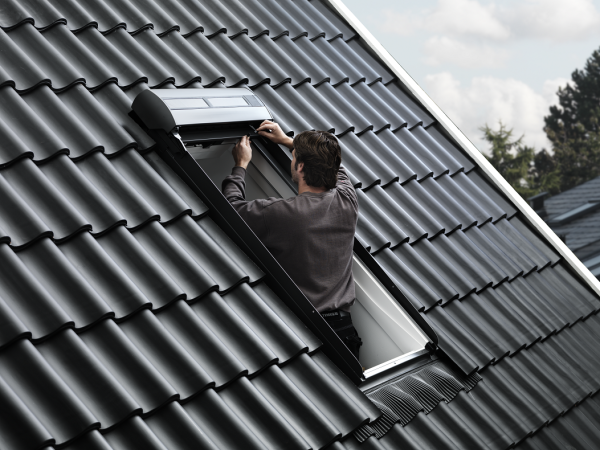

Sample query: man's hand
[256,120,294,149]
[232,135,252,169]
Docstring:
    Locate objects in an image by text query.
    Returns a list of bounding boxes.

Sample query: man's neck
[298,179,327,195]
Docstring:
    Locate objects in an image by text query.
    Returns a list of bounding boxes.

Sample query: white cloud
[506,0,600,41]
[424,72,568,152]
[422,36,509,68]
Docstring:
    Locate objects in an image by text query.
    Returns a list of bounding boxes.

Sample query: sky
[342,0,600,153]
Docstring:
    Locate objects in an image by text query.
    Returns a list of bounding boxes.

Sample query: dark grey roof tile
[525,271,579,326]
[179,32,239,87]
[318,82,373,134]
[355,212,391,254]
[147,0,204,37]
[313,37,364,86]
[410,125,465,176]
[552,264,600,313]
[219,376,310,449]
[444,298,510,362]
[59,430,113,450]
[253,364,341,448]
[156,300,247,387]
[59,232,150,319]
[252,83,313,135]
[132,221,217,299]
[0,86,67,161]
[336,82,389,133]
[0,0,64,31]
[80,318,179,413]
[346,38,395,85]
[464,225,523,280]
[18,238,112,329]
[254,283,322,353]
[385,81,434,128]
[397,240,463,303]
[0,370,55,449]
[426,307,493,369]
[295,82,354,133]
[223,283,307,363]
[119,309,214,400]
[74,0,123,34]
[3,158,91,240]
[413,234,486,298]
[466,170,517,219]
[183,388,268,450]
[0,171,53,247]
[75,26,146,89]
[283,353,370,436]
[76,152,159,229]
[495,218,551,270]
[419,176,477,229]
[446,229,508,287]
[132,28,200,87]
[466,290,535,352]
[478,221,536,275]
[103,416,167,450]
[101,0,152,35]
[166,215,250,292]
[340,132,399,186]
[97,226,186,309]
[400,179,462,235]
[144,401,220,450]
[112,149,192,224]
[0,116,33,168]
[0,242,73,340]
[293,35,347,86]
[538,268,594,320]
[197,217,265,283]
[22,85,104,159]
[276,0,331,41]
[0,27,49,92]
[426,125,475,173]
[36,328,141,429]
[105,27,173,87]
[375,128,431,182]
[435,174,492,226]
[45,0,95,33]
[507,277,563,334]
[452,172,506,223]
[248,35,310,87]
[209,32,266,87]
[353,82,404,131]
[509,216,560,266]
[374,247,441,311]
[273,35,329,87]
[0,339,99,446]
[58,83,137,155]
[357,188,409,250]
[246,0,306,40]
[380,415,459,450]
[190,291,277,375]
[309,0,356,41]
[8,23,84,91]
[0,293,30,349]
[363,185,428,243]
[394,128,448,178]
[232,33,293,88]
[328,39,380,87]
[212,0,269,38]
[143,151,209,217]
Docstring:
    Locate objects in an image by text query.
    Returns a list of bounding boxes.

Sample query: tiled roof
[0,1,599,449]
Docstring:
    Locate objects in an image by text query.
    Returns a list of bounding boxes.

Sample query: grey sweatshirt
[223,166,358,312]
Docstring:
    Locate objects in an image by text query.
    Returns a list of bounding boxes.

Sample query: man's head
[291,130,342,190]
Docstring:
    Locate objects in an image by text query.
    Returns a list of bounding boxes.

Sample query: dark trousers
[322,310,362,360]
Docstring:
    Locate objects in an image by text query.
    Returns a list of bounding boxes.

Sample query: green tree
[544,48,600,191]
[480,123,560,198]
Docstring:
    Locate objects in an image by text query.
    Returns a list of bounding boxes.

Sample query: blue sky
[342,0,600,152]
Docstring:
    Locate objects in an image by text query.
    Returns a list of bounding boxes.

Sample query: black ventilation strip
[353,361,482,441]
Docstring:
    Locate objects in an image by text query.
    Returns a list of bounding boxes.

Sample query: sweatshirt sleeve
[336,165,359,212]
[222,166,269,240]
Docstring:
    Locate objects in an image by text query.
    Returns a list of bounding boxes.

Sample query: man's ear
[296,162,304,174]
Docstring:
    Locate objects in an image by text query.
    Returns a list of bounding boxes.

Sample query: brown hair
[293,130,342,189]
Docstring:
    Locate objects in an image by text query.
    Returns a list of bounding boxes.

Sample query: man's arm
[336,165,358,211]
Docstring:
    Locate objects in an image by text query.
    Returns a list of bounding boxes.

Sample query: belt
[321,310,351,319]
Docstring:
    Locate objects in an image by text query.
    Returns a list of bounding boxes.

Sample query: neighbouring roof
[0,1,600,450]
[544,176,600,269]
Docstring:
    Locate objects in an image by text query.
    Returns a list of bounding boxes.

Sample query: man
[222,120,362,359]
